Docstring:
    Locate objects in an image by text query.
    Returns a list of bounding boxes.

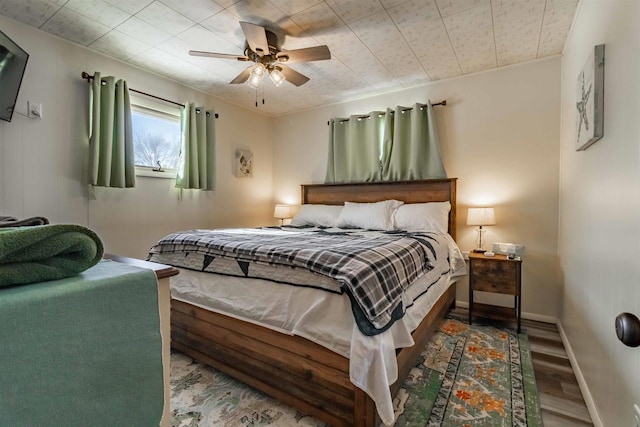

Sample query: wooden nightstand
[468,252,522,333]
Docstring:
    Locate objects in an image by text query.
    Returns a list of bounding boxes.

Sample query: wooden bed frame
[171,178,458,426]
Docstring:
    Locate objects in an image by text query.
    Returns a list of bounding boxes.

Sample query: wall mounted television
[0,30,29,122]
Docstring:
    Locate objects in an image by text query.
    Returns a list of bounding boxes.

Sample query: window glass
[131,104,181,170]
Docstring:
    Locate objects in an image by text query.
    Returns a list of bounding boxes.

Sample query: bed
[151,178,461,426]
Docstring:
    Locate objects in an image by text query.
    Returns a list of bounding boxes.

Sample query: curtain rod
[81,71,219,119]
[326,100,446,125]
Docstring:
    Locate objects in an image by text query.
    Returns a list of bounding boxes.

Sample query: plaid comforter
[148,227,443,335]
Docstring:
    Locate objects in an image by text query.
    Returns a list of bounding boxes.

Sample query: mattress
[149,226,458,335]
[151,228,466,425]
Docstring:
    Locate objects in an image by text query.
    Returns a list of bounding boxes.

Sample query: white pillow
[290,204,343,227]
[335,200,404,231]
[394,201,451,233]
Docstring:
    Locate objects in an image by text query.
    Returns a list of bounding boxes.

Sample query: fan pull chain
[254,85,265,107]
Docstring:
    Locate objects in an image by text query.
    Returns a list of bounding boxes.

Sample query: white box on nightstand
[492,243,525,257]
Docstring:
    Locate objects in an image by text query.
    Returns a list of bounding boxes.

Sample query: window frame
[130,95,182,179]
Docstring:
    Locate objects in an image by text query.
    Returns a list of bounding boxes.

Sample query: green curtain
[325,113,384,183]
[381,102,447,180]
[89,72,135,188]
[176,102,216,190]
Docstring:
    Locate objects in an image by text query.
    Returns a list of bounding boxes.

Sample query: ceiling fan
[189,21,331,88]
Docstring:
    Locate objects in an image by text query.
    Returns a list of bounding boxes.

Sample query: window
[130,97,181,178]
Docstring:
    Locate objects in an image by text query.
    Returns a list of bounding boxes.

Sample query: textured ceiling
[0,0,578,116]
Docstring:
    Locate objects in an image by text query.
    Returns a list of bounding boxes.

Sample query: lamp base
[472,248,486,253]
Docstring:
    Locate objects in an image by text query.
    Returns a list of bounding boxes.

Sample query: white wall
[273,58,562,319]
[0,16,273,259]
[558,1,640,425]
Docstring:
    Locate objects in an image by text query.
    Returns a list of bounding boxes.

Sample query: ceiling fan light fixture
[251,62,266,77]
[247,72,263,88]
[247,63,266,88]
[269,67,286,87]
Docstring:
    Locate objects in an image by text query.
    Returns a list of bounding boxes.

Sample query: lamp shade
[467,207,496,226]
[274,204,293,220]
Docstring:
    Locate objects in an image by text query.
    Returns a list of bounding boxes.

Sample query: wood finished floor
[451,308,594,426]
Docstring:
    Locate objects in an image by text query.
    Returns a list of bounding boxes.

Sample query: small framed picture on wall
[235,149,253,178]
[575,44,605,151]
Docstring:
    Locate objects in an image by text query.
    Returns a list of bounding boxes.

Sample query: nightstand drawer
[472,276,517,294]
[471,260,517,294]
[472,259,517,276]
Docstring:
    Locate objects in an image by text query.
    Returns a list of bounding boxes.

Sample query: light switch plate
[28,101,42,119]
[634,404,640,427]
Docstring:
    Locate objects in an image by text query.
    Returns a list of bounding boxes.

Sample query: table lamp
[274,204,293,226]
[467,207,495,253]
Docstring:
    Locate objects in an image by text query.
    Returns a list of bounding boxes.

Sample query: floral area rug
[170,317,542,427]
[393,317,542,426]
[170,350,326,427]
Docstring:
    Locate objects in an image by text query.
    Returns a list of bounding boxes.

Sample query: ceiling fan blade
[240,21,270,56]
[230,67,252,84]
[278,66,310,86]
[189,50,249,61]
[276,45,331,64]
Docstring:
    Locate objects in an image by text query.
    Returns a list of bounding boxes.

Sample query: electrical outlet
[28,101,42,119]
[634,404,640,427]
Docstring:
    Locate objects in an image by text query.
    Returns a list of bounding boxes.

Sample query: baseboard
[455,301,557,324]
[521,311,557,324]
[556,320,604,427]
[455,301,469,309]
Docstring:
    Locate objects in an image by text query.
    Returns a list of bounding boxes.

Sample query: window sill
[135,167,176,179]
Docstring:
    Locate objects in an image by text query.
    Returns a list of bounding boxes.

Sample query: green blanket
[0,224,104,287]
[0,259,163,426]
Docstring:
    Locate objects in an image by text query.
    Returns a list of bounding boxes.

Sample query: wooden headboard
[301,179,457,240]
